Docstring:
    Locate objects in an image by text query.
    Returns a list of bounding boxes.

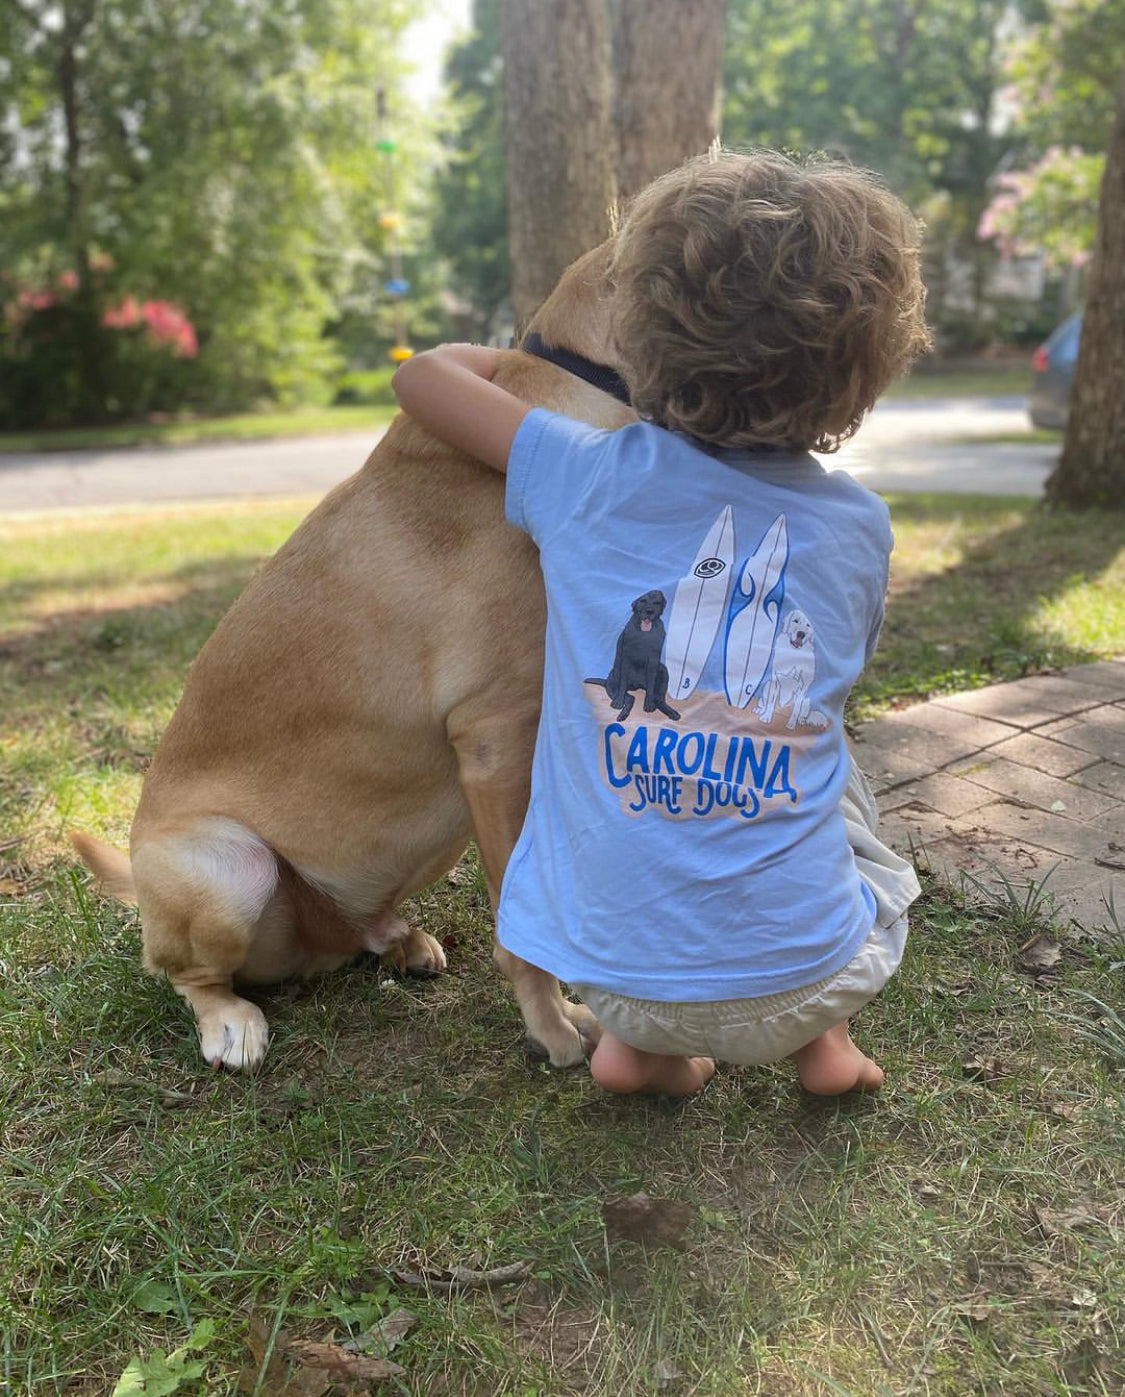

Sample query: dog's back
[135,352,629,894]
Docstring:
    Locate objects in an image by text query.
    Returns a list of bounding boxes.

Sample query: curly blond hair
[609,149,931,451]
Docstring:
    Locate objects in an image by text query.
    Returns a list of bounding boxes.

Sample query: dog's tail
[70,831,137,905]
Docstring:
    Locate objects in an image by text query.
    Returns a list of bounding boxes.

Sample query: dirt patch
[513,1292,604,1389]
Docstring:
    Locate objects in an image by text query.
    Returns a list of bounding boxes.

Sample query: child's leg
[791,1021,883,1095]
[590,1030,715,1098]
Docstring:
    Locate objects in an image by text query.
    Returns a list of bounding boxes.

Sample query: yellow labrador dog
[73,241,633,1071]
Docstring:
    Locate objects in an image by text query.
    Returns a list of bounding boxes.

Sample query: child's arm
[391,343,530,473]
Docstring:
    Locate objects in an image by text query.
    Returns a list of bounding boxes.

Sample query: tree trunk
[611,0,725,202]
[499,0,615,328]
[1048,70,1125,510]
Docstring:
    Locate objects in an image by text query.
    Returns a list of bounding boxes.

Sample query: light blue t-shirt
[498,408,892,1001]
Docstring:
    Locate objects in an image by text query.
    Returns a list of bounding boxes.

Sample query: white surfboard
[724,513,789,707]
[663,505,736,700]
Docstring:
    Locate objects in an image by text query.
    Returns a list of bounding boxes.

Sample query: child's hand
[392,343,527,472]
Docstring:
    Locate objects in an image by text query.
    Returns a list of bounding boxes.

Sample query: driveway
[0,397,1057,515]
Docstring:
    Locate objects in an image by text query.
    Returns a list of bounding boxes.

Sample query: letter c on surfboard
[663,505,736,699]
[724,513,789,707]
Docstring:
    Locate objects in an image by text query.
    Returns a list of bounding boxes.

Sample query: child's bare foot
[590,1031,715,1098]
[793,1022,884,1095]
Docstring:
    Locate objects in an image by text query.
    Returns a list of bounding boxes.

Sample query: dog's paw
[405,930,447,975]
[198,1001,269,1072]
[381,928,447,976]
[527,1020,588,1069]
[563,999,602,1048]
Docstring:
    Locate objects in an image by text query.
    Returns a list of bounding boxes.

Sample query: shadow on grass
[858,495,1124,714]
[0,553,265,728]
[0,549,267,619]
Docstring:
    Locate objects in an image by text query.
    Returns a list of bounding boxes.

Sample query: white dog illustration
[754,608,830,731]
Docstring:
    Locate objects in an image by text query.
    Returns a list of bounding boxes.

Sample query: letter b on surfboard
[664,505,736,699]
[724,513,788,707]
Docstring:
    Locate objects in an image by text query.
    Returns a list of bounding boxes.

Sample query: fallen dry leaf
[960,1057,1010,1083]
[952,1298,993,1323]
[1034,1204,1109,1238]
[1060,1336,1109,1386]
[286,1340,404,1382]
[652,1357,681,1385]
[0,877,20,895]
[1048,1101,1081,1121]
[391,1260,532,1291]
[1017,934,1062,975]
[239,1316,328,1397]
[342,1307,416,1355]
[602,1192,697,1248]
[239,1313,404,1395]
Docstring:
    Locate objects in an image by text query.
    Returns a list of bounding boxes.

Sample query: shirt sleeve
[505,407,615,545]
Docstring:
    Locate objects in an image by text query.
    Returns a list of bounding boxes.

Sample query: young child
[393,149,930,1097]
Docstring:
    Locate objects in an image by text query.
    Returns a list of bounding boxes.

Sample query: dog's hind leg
[131,819,284,1071]
[450,712,596,1068]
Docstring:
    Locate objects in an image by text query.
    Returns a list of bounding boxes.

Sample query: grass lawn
[0,404,396,454]
[883,362,1032,402]
[0,363,1032,455]
[2,496,1123,1395]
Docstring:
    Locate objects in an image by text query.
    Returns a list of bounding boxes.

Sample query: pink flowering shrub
[100,296,141,330]
[100,295,198,357]
[1,269,201,427]
[979,146,1101,269]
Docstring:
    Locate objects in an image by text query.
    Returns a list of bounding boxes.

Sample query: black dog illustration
[587,590,681,721]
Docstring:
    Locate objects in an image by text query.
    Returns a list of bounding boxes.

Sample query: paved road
[0,396,1056,515]
[835,394,1057,496]
[0,430,384,515]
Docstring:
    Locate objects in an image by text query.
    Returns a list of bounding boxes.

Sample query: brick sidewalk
[853,659,1125,933]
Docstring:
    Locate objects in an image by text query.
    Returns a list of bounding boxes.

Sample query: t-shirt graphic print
[585,507,828,825]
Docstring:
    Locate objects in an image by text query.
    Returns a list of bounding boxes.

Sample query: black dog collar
[522,332,632,406]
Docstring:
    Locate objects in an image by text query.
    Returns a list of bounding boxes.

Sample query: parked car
[1029,311,1082,430]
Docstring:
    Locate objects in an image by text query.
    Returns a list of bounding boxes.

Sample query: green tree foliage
[0,0,415,423]
[431,0,1025,341]
[722,0,1012,206]
[1009,0,1125,150]
[978,0,1125,275]
[430,0,511,341]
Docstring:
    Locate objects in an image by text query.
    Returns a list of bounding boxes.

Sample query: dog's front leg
[450,706,596,1067]
[787,676,809,730]
[642,660,660,712]
[171,969,270,1072]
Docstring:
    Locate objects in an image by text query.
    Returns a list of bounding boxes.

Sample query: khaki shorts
[572,756,917,1067]
[574,911,907,1066]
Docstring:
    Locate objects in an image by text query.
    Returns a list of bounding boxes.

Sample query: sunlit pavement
[0,397,1058,515]
[836,394,1058,496]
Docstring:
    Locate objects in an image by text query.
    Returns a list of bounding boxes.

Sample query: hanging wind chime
[376,86,413,365]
